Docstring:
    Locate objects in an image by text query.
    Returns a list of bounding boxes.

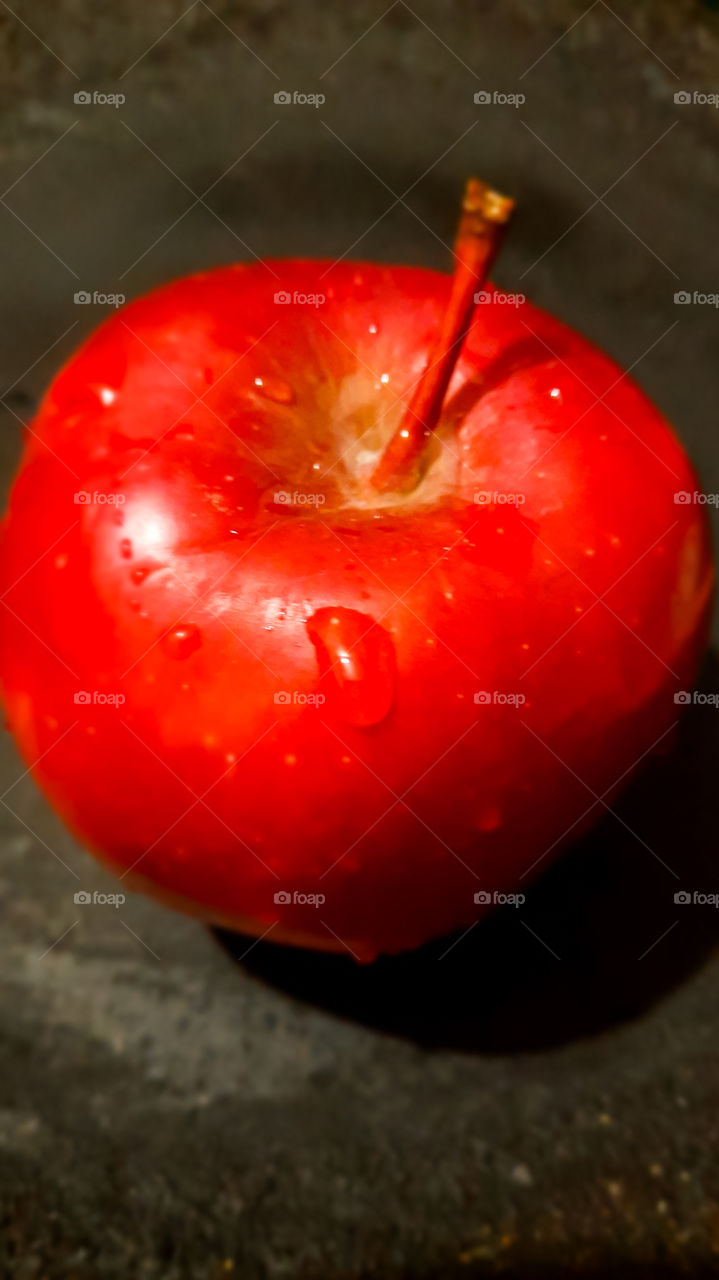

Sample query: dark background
[1,1,719,1276]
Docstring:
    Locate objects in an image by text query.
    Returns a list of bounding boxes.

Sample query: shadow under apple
[214,651,719,1054]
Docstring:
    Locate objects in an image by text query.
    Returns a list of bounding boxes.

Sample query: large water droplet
[476,804,503,833]
[162,624,202,660]
[167,423,195,441]
[128,558,163,583]
[306,606,396,727]
[119,538,132,559]
[253,375,296,405]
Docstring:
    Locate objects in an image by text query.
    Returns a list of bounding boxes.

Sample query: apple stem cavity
[370,177,515,495]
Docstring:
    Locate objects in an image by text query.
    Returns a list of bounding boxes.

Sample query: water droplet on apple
[306,606,396,727]
[162,624,202,660]
[168,423,195,441]
[99,387,116,406]
[119,538,132,559]
[368,322,379,335]
[476,805,503,833]
[130,563,162,585]
[253,375,296,405]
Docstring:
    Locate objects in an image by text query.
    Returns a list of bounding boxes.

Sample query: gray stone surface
[1,2,719,1276]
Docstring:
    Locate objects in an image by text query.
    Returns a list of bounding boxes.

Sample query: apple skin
[0,260,713,960]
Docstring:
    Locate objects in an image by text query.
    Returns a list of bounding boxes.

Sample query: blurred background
[1,1,719,1276]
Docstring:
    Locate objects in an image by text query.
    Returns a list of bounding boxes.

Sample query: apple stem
[370,178,515,494]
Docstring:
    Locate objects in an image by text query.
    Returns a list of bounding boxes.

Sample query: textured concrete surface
[1,2,719,1276]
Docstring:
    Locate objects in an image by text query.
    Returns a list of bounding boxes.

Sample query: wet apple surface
[0,237,713,958]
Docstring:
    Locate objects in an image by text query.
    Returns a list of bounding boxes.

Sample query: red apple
[0,182,712,960]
